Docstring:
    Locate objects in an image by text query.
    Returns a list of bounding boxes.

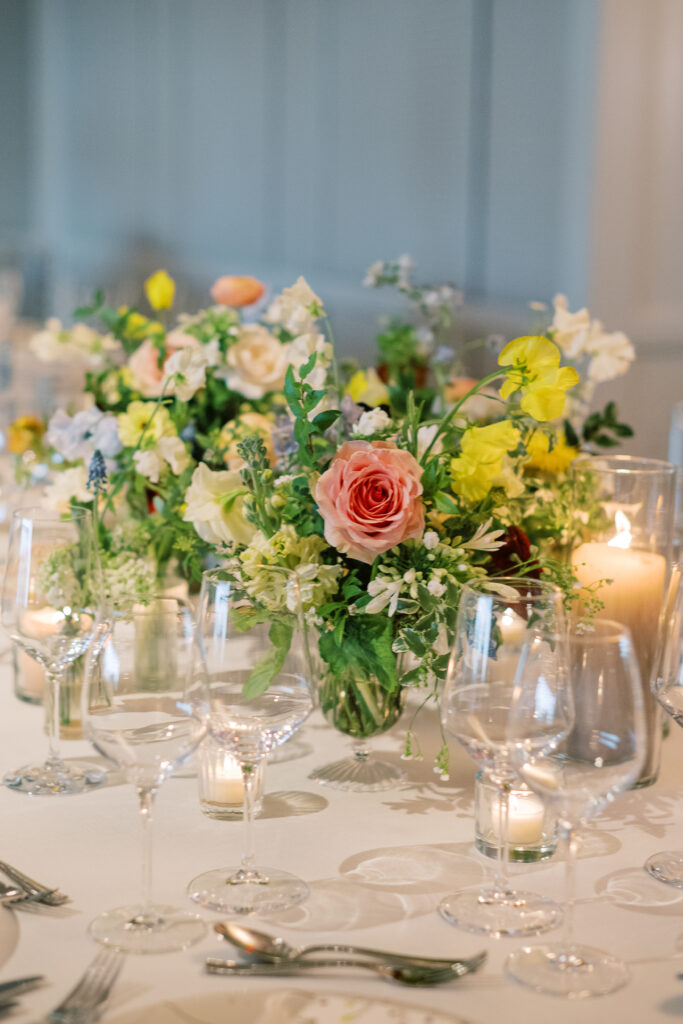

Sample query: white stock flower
[551,294,591,357]
[353,408,392,435]
[43,466,91,512]
[133,448,163,484]
[222,325,289,399]
[264,277,323,334]
[183,463,255,547]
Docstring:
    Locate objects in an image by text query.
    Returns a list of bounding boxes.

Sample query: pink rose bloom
[315,440,424,564]
[128,330,196,397]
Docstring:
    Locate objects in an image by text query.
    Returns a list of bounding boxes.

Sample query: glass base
[89,904,207,954]
[187,865,309,915]
[4,760,106,796]
[644,851,683,887]
[506,943,630,997]
[475,835,557,864]
[438,887,563,937]
[309,754,405,792]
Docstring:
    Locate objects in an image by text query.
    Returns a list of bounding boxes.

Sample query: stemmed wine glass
[1,506,105,795]
[82,598,209,953]
[507,619,646,997]
[439,575,565,936]
[187,566,314,915]
[645,565,683,885]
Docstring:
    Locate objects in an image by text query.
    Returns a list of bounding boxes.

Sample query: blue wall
[0,0,601,344]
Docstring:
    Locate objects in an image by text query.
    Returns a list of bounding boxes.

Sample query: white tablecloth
[2,668,683,1024]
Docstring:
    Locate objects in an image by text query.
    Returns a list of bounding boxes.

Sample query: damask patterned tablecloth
[1,668,683,1024]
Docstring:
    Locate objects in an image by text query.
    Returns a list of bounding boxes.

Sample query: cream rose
[224,325,289,399]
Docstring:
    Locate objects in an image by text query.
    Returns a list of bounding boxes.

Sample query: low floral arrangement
[20,261,634,766]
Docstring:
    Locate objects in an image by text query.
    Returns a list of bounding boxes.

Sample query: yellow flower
[118,401,175,448]
[144,269,175,311]
[8,415,45,455]
[450,420,522,503]
[347,368,389,407]
[119,308,164,341]
[525,430,579,473]
[498,335,579,421]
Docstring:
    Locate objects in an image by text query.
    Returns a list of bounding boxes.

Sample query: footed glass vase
[310,668,405,792]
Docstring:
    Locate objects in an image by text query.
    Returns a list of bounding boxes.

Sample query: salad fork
[0,861,70,907]
[41,948,123,1023]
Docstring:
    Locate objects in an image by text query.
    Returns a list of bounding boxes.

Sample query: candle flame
[608,509,632,549]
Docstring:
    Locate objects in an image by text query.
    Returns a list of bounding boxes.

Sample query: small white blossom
[423,530,440,550]
[163,339,219,401]
[365,577,402,616]
[427,579,446,598]
[363,260,384,287]
[354,408,392,435]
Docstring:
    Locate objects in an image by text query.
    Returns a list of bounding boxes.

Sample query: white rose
[183,463,256,547]
[223,325,289,399]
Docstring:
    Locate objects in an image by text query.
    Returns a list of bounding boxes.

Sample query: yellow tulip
[144,269,176,311]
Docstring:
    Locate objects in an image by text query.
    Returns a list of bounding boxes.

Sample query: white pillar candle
[489,789,546,845]
[571,541,666,675]
[499,607,528,645]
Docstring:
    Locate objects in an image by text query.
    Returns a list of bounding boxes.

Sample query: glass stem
[561,822,578,951]
[240,763,258,873]
[492,780,511,897]
[137,786,156,917]
[44,665,65,767]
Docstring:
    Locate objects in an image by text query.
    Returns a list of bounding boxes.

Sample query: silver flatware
[41,948,123,1023]
[0,975,44,998]
[0,861,70,907]
[0,882,57,907]
[214,921,480,971]
[205,951,486,987]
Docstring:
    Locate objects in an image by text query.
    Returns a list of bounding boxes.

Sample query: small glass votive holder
[198,737,265,820]
[474,772,557,863]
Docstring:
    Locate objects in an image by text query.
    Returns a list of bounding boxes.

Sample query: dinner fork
[42,948,123,1023]
[0,861,70,907]
[0,881,58,907]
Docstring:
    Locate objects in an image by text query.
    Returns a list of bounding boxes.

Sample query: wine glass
[82,598,209,953]
[439,575,565,936]
[187,566,314,915]
[1,506,105,795]
[645,565,683,884]
[507,619,646,997]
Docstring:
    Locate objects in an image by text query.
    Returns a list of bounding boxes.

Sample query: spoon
[214,922,480,971]
[206,952,487,987]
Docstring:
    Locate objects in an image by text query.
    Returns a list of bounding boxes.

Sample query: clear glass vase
[309,667,405,791]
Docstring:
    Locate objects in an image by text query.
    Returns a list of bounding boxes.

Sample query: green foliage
[581,401,633,449]
[243,620,293,699]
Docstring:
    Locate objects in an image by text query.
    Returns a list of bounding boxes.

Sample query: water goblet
[439,575,565,936]
[645,565,683,885]
[1,506,105,794]
[82,598,209,953]
[507,619,646,997]
[187,566,314,915]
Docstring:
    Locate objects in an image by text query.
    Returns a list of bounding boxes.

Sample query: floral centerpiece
[21,263,635,774]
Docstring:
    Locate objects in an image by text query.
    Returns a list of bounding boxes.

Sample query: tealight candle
[16,607,63,700]
[489,789,545,846]
[198,738,265,820]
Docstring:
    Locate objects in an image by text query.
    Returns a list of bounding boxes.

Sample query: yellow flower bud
[144,269,175,311]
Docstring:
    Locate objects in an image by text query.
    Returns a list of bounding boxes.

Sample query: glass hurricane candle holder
[474,772,557,863]
[570,455,675,787]
[198,738,265,820]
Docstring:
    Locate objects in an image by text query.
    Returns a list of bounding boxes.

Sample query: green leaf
[284,366,303,417]
[243,620,293,699]
[434,490,459,514]
[312,409,340,432]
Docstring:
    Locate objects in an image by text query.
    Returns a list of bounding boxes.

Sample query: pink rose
[128,331,196,397]
[315,440,424,563]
